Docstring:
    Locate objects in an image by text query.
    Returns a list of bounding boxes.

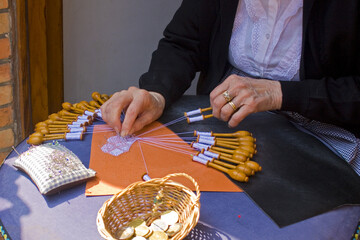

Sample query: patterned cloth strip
[352,220,360,240]
[228,67,360,176]
[0,218,11,240]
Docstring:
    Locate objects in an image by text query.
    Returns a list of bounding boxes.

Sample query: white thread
[203,150,219,159]
[195,131,212,136]
[69,127,84,133]
[197,153,213,161]
[65,132,82,140]
[76,119,90,124]
[198,138,215,145]
[78,115,90,120]
[188,115,205,123]
[68,122,82,127]
[192,142,210,151]
[199,136,215,141]
[142,174,151,181]
[185,109,201,117]
[84,110,95,116]
[192,155,209,165]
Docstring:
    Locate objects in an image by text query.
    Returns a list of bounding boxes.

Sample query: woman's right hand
[100,86,165,136]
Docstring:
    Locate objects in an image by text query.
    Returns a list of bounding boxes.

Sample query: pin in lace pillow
[13,142,96,195]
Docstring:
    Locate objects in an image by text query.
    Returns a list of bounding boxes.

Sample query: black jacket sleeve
[281,76,360,128]
[280,1,360,130]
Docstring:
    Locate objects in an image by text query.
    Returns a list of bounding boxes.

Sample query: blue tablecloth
[1,96,359,240]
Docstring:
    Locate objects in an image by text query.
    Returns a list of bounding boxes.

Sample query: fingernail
[114,127,120,135]
[121,130,128,137]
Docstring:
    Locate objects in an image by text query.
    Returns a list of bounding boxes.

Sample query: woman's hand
[210,74,282,127]
[100,86,165,136]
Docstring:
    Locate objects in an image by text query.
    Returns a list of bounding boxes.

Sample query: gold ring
[228,101,237,111]
[222,90,232,102]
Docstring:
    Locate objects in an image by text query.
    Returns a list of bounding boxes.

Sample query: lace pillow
[13,142,96,195]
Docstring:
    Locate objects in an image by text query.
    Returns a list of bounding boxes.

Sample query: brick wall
[0,0,14,165]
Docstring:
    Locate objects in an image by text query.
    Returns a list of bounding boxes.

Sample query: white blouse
[228,0,303,81]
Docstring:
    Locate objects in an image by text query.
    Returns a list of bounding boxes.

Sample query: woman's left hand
[210,74,283,127]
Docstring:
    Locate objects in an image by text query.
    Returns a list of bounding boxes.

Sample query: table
[1,96,359,240]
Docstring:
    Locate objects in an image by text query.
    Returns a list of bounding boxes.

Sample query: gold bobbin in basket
[97,173,201,240]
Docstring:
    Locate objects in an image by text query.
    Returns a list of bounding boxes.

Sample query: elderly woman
[101,0,360,175]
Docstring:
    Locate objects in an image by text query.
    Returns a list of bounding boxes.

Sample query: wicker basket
[97,173,201,240]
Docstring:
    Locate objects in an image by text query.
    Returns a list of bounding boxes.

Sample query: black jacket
[139,0,360,135]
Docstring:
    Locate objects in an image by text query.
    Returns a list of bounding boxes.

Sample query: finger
[130,112,155,135]
[121,103,142,137]
[211,89,236,119]
[120,90,149,136]
[219,100,238,122]
[210,76,239,118]
[228,104,253,128]
[101,91,132,134]
[209,75,233,101]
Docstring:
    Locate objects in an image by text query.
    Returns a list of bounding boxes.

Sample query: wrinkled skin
[210,74,282,127]
[100,86,165,136]
[101,75,282,135]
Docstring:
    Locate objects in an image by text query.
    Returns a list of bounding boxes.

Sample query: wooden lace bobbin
[193,130,213,137]
[47,117,89,127]
[27,132,65,145]
[186,114,213,124]
[207,148,248,162]
[207,147,261,172]
[82,110,98,119]
[74,102,96,113]
[201,150,255,176]
[208,148,261,172]
[35,126,50,135]
[142,173,152,181]
[215,140,256,155]
[214,149,262,172]
[216,139,256,149]
[91,92,105,105]
[49,118,74,125]
[47,127,85,134]
[196,152,254,176]
[27,132,84,145]
[48,113,87,123]
[79,101,98,112]
[208,149,248,164]
[35,121,48,127]
[75,115,92,121]
[101,94,110,101]
[38,126,79,135]
[212,159,254,176]
[89,100,101,109]
[192,155,248,182]
[58,109,79,118]
[62,102,86,115]
[75,118,92,126]
[35,121,48,130]
[215,136,256,143]
[191,142,211,151]
[211,145,253,158]
[196,135,215,142]
[184,107,212,117]
[212,131,252,138]
[197,137,215,146]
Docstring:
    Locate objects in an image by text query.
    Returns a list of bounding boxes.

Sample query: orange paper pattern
[85,122,242,196]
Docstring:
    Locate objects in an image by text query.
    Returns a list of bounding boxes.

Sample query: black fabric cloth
[159,95,360,227]
[139,0,360,137]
